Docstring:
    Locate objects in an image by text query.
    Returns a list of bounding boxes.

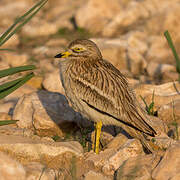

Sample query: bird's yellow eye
[72,47,83,52]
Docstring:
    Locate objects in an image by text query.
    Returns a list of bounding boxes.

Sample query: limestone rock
[152,142,180,180]
[0,134,83,168]
[13,90,82,137]
[21,20,58,37]
[116,154,161,180]
[86,139,144,176]
[102,139,144,175]
[158,99,180,124]
[84,171,111,180]
[0,152,26,180]
[1,52,28,67]
[135,81,180,111]
[76,0,123,34]
[24,162,59,180]
[42,69,64,94]
[4,84,37,103]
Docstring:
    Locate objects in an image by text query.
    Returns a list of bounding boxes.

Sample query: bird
[54,39,157,154]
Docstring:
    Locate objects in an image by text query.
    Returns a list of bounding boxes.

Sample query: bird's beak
[54,51,72,58]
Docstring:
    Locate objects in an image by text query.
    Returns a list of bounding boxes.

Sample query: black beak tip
[54,53,62,58]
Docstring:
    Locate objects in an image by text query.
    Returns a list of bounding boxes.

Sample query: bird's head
[54,39,102,62]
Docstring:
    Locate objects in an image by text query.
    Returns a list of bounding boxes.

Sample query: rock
[147,62,176,78]
[0,102,14,114]
[75,0,123,34]
[106,133,129,150]
[135,81,180,112]
[39,59,55,72]
[1,52,28,67]
[152,142,180,180]
[127,49,147,76]
[26,76,43,89]
[0,112,11,121]
[0,126,34,137]
[24,162,59,180]
[13,90,82,137]
[102,139,144,175]
[158,99,180,124]
[86,139,144,176]
[146,62,178,82]
[21,19,58,37]
[0,151,26,180]
[92,37,146,75]
[116,154,161,180]
[4,84,37,103]
[42,69,64,94]
[146,36,173,64]
[91,38,128,71]
[102,1,149,37]
[84,171,111,180]
[0,134,83,168]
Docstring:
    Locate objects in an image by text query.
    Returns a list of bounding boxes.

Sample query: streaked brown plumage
[55,39,157,152]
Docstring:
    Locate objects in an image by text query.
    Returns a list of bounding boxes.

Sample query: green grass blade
[140,95,148,109]
[0,48,16,51]
[0,78,23,92]
[0,0,47,42]
[0,65,36,78]
[164,30,180,81]
[0,0,48,46]
[0,72,34,99]
[0,120,18,126]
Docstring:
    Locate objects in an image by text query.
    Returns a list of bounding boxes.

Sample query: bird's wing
[69,59,156,136]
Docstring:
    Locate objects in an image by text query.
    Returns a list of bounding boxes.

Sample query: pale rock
[33,45,62,58]
[146,62,179,83]
[76,0,123,34]
[0,134,83,168]
[152,142,180,180]
[102,1,149,37]
[24,162,59,180]
[0,102,14,114]
[102,139,144,175]
[135,81,180,111]
[22,19,58,37]
[147,62,176,78]
[92,38,128,71]
[0,58,10,69]
[106,133,129,150]
[39,59,55,72]
[84,171,111,180]
[46,38,67,47]
[13,90,82,137]
[1,52,28,67]
[0,151,26,180]
[127,49,147,75]
[146,36,173,64]
[127,31,148,55]
[26,76,43,89]
[0,112,11,121]
[4,84,37,103]
[158,99,180,124]
[42,69,64,94]
[0,126,34,137]
[86,139,144,176]
[116,154,161,180]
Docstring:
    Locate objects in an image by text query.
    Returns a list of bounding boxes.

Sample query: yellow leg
[93,121,102,154]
